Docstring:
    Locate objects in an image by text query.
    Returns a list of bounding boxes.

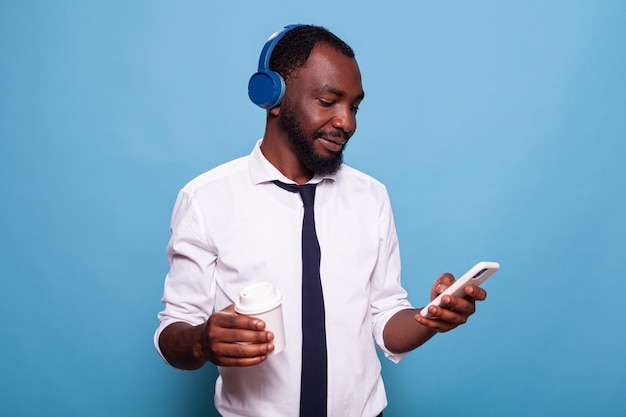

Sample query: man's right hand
[158,304,275,370]
[201,304,275,367]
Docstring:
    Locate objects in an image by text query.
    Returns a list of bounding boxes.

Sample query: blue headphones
[248,24,303,109]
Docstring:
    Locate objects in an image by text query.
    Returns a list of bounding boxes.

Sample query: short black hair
[269,25,355,83]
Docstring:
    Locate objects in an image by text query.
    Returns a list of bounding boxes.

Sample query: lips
[318,137,346,153]
[315,131,349,153]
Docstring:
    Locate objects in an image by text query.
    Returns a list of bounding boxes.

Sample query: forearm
[383,308,437,353]
[158,321,208,370]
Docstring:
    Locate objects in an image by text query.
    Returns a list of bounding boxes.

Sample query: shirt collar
[249,139,338,186]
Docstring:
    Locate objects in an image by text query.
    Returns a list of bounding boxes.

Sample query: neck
[260,128,313,185]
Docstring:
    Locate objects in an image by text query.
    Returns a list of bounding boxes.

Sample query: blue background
[1,1,625,416]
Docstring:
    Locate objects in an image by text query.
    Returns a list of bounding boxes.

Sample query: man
[155,24,486,416]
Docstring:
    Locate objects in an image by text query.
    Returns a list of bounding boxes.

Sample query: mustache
[314,129,352,144]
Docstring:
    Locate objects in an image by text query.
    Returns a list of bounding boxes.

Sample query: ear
[269,105,281,117]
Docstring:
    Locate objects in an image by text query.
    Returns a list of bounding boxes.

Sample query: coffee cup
[234,282,286,355]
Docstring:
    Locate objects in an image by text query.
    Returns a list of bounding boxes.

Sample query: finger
[219,304,268,330]
[211,340,275,367]
[206,320,273,344]
[211,309,267,332]
[220,356,268,367]
[439,294,476,316]
[464,285,487,301]
[431,273,455,300]
[438,272,455,286]
[214,350,269,367]
[201,319,273,366]
[415,311,457,333]
[420,301,471,326]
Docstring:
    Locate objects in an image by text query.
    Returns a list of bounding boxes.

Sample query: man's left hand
[415,273,487,332]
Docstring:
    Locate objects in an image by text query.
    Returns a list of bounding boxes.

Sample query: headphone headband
[257,24,303,72]
[248,24,304,109]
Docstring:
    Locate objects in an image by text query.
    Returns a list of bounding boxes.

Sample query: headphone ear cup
[248,70,286,109]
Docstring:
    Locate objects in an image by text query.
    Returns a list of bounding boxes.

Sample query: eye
[351,106,359,115]
[318,98,334,107]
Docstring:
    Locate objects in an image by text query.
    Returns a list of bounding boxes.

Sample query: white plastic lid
[235,282,283,315]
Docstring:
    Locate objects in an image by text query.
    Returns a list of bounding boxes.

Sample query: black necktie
[273,181,327,417]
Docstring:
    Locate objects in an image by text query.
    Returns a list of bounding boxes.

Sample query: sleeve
[369,188,414,364]
[153,189,217,364]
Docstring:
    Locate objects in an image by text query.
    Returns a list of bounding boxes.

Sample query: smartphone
[419,261,500,318]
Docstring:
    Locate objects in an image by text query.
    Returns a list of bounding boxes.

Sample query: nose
[331,105,356,135]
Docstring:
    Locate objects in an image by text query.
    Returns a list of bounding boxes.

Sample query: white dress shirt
[155,140,413,417]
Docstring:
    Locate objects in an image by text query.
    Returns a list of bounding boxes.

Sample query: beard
[278,100,350,176]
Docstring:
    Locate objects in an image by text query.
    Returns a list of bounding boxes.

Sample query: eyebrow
[317,84,365,101]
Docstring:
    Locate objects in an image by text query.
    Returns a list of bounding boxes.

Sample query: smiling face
[276,43,365,176]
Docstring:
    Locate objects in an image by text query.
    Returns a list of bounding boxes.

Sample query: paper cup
[235,282,286,355]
